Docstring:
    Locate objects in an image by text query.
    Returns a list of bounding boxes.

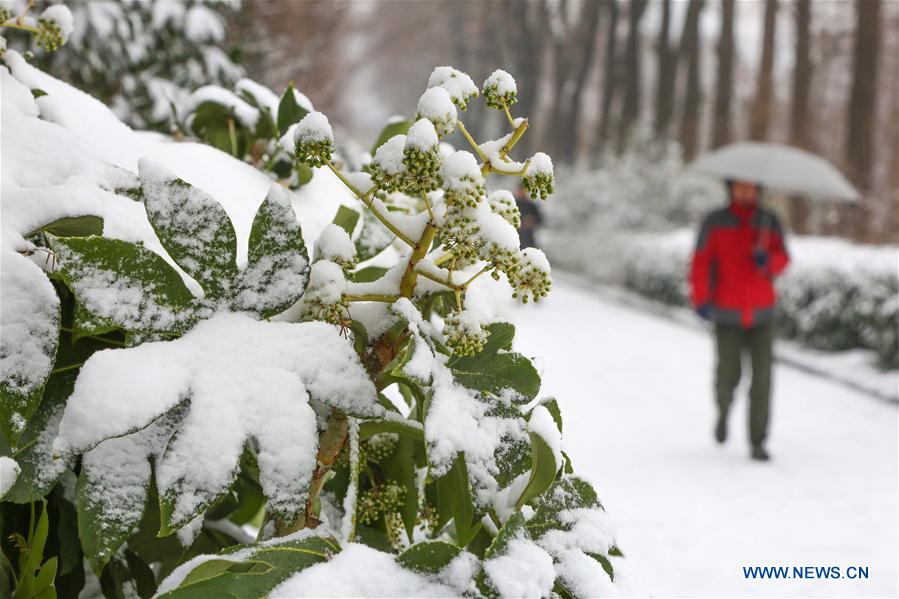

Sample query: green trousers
[714,322,773,446]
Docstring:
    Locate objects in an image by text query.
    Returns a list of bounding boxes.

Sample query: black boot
[751,445,770,461]
[714,410,728,444]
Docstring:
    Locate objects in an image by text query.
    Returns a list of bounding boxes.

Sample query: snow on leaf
[157,536,337,598]
[77,401,186,573]
[49,235,199,335]
[0,251,60,443]
[2,371,75,503]
[52,312,381,533]
[232,184,310,318]
[139,158,239,299]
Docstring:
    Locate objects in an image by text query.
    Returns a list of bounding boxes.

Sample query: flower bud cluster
[427,66,479,111]
[402,119,442,196]
[522,152,555,200]
[357,482,406,526]
[299,260,349,325]
[36,6,74,52]
[415,87,457,137]
[293,111,334,168]
[482,69,518,110]
[509,247,552,303]
[488,190,521,229]
[444,309,489,356]
[314,224,357,273]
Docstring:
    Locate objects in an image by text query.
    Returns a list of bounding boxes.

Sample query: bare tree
[653,0,676,138]
[678,0,704,160]
[499,0,550,155]
[617,0,649,151]
[547,0,602,163]
[596,0,621,151]
[711,0,735,148]
[790,0,813,149]
[749,0,777,140]
[846,0,881,191]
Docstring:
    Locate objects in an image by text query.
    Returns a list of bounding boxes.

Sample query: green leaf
[484,511,527,559]
[233,184,310,318]
[277,84,310,136]
[359,419,424,442]
[98,550,156,599]
[371,119,411,154]
[188,101,247,156]
[351,266,389,283]
[48,236,196,334]
[478,512,529,597]
[515,430,558,509]
[0,253,60,445]
[448,323,541,401]
[158,537,335,598]
[78,402,186,574]
[434,453,478,546]
[293,162,314,187]
[398,541,460,574]
[379,432,424,541]
[139,159,239,299]
[12,501,57,599]
[332,205,360,236]
[2,372,75,503]
[540,398,563,433]
[28,215,104,238]
[525,475,602,540]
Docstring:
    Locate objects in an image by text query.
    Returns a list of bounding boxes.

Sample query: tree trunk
[678,0,704,161]
[710,0,735,148]
[617,0,649,152]
[654,0,676,138]
[559,0,601,163]
[845,0,881,191]
[749,0,777,140]
[596,0,620,152]
[789,0,812,150]
[545,0,601,163]
[501,0,548,154]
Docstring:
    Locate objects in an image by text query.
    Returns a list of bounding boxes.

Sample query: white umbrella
[687,141,860,201]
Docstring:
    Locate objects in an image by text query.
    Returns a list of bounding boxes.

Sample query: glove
[752,248,769,268]
[696,304,712,321]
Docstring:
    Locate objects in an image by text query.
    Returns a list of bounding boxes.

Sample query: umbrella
[687,142,860,202]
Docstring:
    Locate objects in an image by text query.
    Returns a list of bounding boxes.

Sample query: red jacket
[689,202,790,328]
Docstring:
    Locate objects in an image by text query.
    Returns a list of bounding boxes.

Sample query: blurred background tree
[20,0,897,242]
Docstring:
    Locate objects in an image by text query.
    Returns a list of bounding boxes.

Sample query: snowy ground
[513,274,898,598]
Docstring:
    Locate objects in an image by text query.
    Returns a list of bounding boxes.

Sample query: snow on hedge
[623,229,899,367]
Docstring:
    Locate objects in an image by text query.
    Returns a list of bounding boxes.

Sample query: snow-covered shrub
[1,52,629,598]
[622,232,899,368]
[177,77,321,189]
[7,0,243,130]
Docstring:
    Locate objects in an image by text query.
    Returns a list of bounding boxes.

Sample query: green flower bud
[444,309,489,356]
[294,111,334,168]
[482,69,518,110]
[522,152,555,200]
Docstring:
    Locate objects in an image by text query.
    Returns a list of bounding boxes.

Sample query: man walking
[689,180,790,461]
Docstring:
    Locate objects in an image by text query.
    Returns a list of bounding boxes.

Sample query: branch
[399,224,438,297]
[457,121,487,161]
[325,161,416,247]
[344,293,400,303]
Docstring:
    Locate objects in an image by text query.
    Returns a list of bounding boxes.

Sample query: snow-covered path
[513,276,898,597]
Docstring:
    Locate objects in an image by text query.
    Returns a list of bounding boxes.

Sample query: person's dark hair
[725,179,764,198]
